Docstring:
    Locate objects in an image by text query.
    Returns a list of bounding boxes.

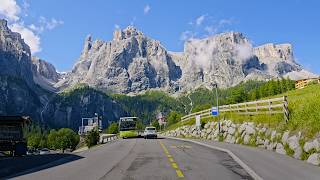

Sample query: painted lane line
[159,140,185,178]
[176,170,185,178]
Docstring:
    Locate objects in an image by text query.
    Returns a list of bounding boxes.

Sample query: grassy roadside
[166,84,320,139]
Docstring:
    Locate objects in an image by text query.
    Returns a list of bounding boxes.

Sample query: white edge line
[165,136,263,180]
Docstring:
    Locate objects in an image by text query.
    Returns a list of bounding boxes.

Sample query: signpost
[195,115,201,129]
[211,106,219,116]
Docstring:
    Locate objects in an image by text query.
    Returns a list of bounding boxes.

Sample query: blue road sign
[211,107,219,116]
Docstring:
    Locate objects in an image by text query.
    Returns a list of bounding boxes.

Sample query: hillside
[168,84,320,138]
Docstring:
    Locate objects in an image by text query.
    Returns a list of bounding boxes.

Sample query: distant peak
[0,19,8,27]
[113,26,143,41]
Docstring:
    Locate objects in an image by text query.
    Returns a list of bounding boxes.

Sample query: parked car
[144,127,157,139]
[39,148,50,155]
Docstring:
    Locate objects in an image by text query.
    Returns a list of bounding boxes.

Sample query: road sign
[195,115,201,128]
[211,107,219,116]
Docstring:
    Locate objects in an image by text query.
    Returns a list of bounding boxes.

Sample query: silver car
[144,127,157,139]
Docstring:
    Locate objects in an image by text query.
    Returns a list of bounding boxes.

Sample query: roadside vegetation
[168,83,320,139]
[85,130,100,148]
[25,125,79,152]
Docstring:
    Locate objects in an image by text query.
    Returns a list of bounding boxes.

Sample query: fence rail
[181,96,289,122]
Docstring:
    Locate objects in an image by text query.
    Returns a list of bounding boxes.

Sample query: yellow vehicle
[119,117,139,138]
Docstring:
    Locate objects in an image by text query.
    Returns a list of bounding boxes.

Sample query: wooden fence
[181,96,289,122]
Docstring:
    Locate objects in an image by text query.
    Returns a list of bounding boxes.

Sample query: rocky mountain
[56,27,182,93]
[0,19,34,87]
[56,27,317,93]
[32,56,60,92]
[0,19,127,129]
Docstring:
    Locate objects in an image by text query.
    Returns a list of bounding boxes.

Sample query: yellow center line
[159,140,185,178]
[171,162,178,169]
[176,170,185,178]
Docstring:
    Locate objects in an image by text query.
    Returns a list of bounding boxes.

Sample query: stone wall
[163,120,320,166]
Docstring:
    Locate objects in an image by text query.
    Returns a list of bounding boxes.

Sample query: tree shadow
[0,153,84,179]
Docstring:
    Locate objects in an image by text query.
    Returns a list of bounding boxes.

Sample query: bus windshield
[119,118,136,131]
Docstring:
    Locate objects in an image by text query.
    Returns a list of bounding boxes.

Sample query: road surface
[3,138,252,180]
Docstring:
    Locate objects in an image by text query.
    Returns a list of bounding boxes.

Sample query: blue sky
[1,0,319,74]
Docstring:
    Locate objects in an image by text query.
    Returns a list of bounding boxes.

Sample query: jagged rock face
[32,56,59,92]
[173,32,264,89]
[58,28,317,93]
[32,56,59,82]
[0,19,34,87]
[56,26,182,93]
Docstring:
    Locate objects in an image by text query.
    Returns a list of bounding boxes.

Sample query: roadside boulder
[307,153,320,166]
[281,131,290,144]
[276,143,286,155]
[287,135,300,150]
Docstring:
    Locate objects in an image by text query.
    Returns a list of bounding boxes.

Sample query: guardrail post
[283,96,289,123]
[269,100,272,115]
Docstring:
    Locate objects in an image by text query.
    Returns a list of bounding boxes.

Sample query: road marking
[166,136,263,180]
[159,140,185,178]
[171,162,178,169]
[176,170,185,178]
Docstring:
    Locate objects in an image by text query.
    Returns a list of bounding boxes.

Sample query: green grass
[167,84,320,139]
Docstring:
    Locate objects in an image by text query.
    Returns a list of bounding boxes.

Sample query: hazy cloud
[0,0,21,21]
[195,15,205,26]
[181,15,236,41]
[144,4,151,14]
[114,24,120,29]
[0,0,64,54]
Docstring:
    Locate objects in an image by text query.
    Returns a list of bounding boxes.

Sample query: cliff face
[57,28,317,93]
[32,56,59,92]
[0,19,34,87]
[56,26,182,93]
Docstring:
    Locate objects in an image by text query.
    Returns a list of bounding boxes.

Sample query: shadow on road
[0,153,83,179]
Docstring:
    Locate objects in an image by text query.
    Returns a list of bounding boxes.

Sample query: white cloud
[114,24,120,29]
[0,0,21,21]
[180,31,196,41]
[195,15,205,26]
[181,16,236,42]
[144,4,151,14]
[10,23,41,53]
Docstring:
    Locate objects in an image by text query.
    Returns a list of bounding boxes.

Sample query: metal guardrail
[99,134,118,144]
[181,96,289,122]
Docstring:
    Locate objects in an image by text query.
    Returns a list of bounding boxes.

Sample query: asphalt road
[6,138,252,180]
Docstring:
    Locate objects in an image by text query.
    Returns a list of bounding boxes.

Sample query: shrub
[85,130,100,148]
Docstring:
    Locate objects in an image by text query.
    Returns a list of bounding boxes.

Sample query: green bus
[119,117,139,138]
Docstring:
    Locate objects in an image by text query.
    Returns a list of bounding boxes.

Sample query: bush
[85,130,100,148]
[167,111,182,126]
[107,122,119,134]
[47,128,79,152]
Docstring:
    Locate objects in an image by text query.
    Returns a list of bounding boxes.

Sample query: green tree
[107,122,119,134]
[136,120,144,131]
[56,128,80,152]
[27,133,42,149]
[151,120,160,130]
[47,129,59,149]
[167,111,182,126]
[85,130,100,148]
